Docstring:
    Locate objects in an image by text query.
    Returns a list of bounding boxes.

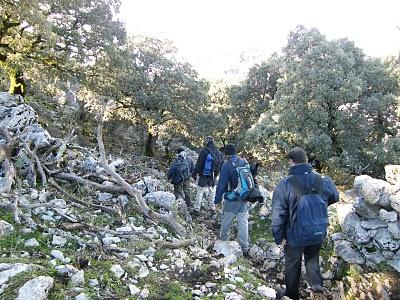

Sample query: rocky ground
[0,92,400,299]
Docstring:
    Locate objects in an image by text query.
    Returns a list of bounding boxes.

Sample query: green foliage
[0,0,126,93]
[245,25,400,178]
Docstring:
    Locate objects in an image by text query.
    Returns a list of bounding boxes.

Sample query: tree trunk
[145,128,158,157]
[9,69,26,97]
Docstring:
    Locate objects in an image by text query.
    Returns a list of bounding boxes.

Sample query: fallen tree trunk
[97,120,187,237]
[52,172,126,194]
[154,239,195,249]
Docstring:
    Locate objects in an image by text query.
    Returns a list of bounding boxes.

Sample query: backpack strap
[288,172,323,225]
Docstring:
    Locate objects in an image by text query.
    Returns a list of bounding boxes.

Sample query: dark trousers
[173,179,191,206]
[284,243,323,300]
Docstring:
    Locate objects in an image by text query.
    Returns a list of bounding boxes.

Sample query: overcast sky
[119,0,400,82]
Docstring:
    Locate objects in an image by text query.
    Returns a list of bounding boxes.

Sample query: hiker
[214,143,253,256]
[167,148,194,207]
[250,161,261,188]
[192,136,223,214]
[271,147,339,300]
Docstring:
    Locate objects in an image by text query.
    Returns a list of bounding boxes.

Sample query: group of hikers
[167,136,339,300]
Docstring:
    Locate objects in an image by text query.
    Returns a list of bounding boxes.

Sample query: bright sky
[119,0,400,82]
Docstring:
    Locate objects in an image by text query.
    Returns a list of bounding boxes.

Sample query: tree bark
[145,128,158,157]
[9,68,26,96]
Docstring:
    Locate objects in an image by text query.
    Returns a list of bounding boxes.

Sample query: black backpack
[170,157,190,184]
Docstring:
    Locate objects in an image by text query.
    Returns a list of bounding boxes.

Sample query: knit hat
[224,143,237,155]
[205,136,214,144]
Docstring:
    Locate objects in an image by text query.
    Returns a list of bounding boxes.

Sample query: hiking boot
[243,251,250,258]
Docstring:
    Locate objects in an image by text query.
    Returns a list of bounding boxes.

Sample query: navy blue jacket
[214,155,244,204]
[192,142,222,178]
[271,163,339,246]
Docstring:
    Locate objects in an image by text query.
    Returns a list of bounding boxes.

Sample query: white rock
[192,289,204,297]
[102,237,121,246]
[88,279,99,287]
[138,265,149,278]
[24,238,40,247]
[115,226,132,232]
[257,285,276,298]
[0,220,14,237]
[70,270,85,286]
[55,265,79,277]
[135,254,148,262]
[50,250,65,261]
[75,293,90,300]
[16,276,53,300]
[140,288,150,299]
[41,215,56,222]
[219,254,238,267]
[225,292,243,300]
[110,264,125,278]
[129,284,141,296]
[159,264,169,270]
[175,258,185,269]
[213,240,242,257]
[379,209,398,223]
[0,263,37,285]
[52,235,67,247]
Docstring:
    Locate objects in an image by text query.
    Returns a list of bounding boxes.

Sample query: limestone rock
[16,276,54,300]
[361,219,387,230]
[336,204,370,244]
[0,220,14,237]
[385,165,400,185]
[110,264,125,278]
[353,197,380,219]
[213,240,242,257]
[334,240,365,264]
[373,228,400,251]
[143,191,175,210]
[379,209,398,223]
[354,175,393,206]
[129,284,141,296]
[257,285,276,299]
[0,263,38,285]
[25,238,40,247]
[388,221,400,239]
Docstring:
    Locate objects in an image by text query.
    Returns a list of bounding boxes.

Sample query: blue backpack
[224,159,255,201]
[203,149,214,176]
[289,173,328,246]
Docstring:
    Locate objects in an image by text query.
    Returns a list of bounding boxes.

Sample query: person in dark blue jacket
[214,143,250,256]
[192,136,223,214]
[272,147,339,300]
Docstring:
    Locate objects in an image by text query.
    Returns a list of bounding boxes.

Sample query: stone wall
[334,166,400,273]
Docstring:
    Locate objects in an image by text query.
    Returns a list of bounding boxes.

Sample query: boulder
[334,240,365,264]
[353,197,380,219]
[361,219,387,230]
[385,165,400,185]
[143,191,175,210]
[16,276,54,300]
[0,263,38,285]
[0,220,14,237]
[388,221,400,239]
[213,240,242,257]
[373,228,400,251]
[336,204,370,244]
[354,175,393,206]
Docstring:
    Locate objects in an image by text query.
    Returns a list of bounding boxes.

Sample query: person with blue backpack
[214,143,254,257]
[272,147,339,300]
[167,148,194,208]
[192,136,223,215]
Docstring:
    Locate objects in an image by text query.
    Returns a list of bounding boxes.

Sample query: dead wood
[49,178,122,217]
[97,120,187,238]
[19,137,47,185]
[154,238,195,249]
[52,172,125,193]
